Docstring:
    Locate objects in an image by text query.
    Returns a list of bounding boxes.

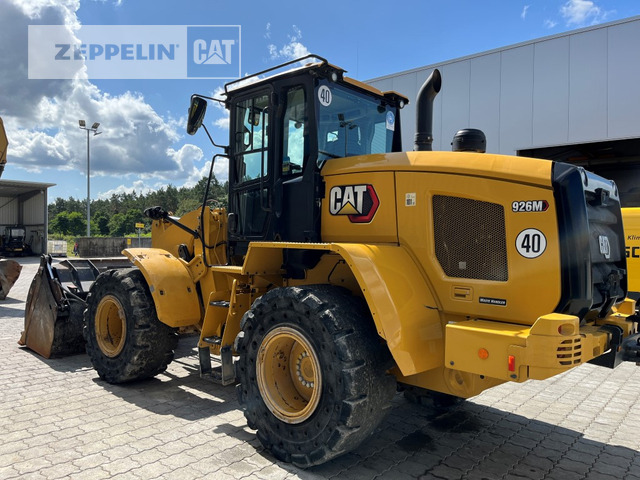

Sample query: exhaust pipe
[414,69,442,151]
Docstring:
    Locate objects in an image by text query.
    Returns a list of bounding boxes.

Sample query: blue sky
[2,0,639,202]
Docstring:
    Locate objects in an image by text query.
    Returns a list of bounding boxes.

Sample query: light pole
[78,120,101,236]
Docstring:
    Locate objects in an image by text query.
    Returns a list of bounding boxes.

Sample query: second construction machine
[24,55,640,467]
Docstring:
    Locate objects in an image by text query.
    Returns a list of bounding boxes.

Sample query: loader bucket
[0,259,22,300]
[19,255,102,358]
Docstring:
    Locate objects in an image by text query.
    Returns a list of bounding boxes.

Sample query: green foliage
[50,211,86,236]
[67,212,86,236]
[48,176,228,237]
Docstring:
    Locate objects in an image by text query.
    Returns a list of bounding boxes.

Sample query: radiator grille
[433,195,508,281]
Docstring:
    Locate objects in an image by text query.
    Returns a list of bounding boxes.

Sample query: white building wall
[608,21,640,138]
[368,16,640,154]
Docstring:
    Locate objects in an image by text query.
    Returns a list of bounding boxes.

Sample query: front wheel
[235,285,396,467]
[83,268,178,384]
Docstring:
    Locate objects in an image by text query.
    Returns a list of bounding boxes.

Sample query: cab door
[228,89,273,259]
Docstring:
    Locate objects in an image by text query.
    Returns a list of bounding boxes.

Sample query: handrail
[224,54,328,94]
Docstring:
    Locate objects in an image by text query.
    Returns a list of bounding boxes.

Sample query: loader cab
[190,56,407,266]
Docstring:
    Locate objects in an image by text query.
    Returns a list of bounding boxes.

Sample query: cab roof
[223,54,409,105]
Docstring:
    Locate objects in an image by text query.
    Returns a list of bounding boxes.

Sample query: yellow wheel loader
[0,116,7,178]
[0,117,22,299]
[22,55,640,467]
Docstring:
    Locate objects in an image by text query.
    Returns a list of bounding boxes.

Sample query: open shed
[0,179,54,255]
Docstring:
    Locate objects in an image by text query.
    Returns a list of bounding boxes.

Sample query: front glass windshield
[316,81,397,165]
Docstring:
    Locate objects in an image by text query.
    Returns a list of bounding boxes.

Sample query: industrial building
[0,179,54,255]
[368,15,640,206]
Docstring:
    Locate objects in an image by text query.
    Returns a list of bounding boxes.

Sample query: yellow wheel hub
[257,326,322,424]
[95,295,127,358]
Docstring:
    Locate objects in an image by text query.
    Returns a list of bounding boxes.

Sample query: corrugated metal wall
[0,187,49,255]
[0,196,19,224]
[23,192,46,224]
[368,16,640,154]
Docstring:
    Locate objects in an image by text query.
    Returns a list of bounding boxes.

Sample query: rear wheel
[235,285,396,467]
[83,268,178,384]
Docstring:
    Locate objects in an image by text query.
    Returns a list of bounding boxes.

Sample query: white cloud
[167,144,204,173]
[213,117,230,129]
[521,5,530,20]
[544,19,558,29]
[560,0,612,26]
[267,25,310,61]
[1,0,212,197]
[98,179,155,199]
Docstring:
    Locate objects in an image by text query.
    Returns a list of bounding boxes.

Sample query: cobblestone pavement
[1,257,640,479]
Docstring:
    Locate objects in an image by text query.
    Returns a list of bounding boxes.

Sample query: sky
[1,0,639,203]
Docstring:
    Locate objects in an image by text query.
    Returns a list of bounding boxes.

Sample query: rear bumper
[445,305,638,382]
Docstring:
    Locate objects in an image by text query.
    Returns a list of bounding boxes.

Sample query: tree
[67,212,86,236]
[48,174,228,236]
[50,212,70,235]
[93,212,110,236]
[108,213,127,237]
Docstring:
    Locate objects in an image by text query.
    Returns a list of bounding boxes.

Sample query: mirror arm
[202,124,227,152]
[191,93,225,106]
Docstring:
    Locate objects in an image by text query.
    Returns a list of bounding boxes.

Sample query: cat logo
[329,184,379,223]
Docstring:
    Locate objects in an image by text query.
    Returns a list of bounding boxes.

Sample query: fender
[243,242,444,376]
[123,248,201,327]
[332,243,443,376]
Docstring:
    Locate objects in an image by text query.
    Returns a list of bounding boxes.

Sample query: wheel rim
[257,326,322,424]
[95,295,127,357]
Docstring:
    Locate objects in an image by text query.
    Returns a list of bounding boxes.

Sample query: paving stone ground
[1,257,640,479]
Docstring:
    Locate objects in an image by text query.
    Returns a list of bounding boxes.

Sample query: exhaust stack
[414,69,442,151]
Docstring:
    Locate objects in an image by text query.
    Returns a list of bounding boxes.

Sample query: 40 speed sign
[516,228,547,258]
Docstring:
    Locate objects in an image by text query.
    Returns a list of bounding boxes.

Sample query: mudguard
[124,248,201,327]
[332,243,443,376]
[243,242,444,376]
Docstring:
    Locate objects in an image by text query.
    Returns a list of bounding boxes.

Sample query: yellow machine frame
[125,200,636,399]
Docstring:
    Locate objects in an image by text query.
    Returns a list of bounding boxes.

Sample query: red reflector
[508,355,515,372]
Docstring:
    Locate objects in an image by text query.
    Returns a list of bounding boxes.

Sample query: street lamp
[78,120,101,236]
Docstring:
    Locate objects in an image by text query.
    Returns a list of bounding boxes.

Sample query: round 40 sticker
[516,228,547,258]
[318,85,332,106]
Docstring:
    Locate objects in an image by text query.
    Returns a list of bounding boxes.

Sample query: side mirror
[187,96,207,135]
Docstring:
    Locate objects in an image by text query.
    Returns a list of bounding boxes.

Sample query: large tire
[235,285,396,467]
[83,268,178,384]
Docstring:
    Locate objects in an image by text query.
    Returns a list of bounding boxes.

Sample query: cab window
[282,86,306,176]
[234,94,269,182]
[316,81,396,164]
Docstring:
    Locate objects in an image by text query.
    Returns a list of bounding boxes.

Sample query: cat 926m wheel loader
[24,55,640,467]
